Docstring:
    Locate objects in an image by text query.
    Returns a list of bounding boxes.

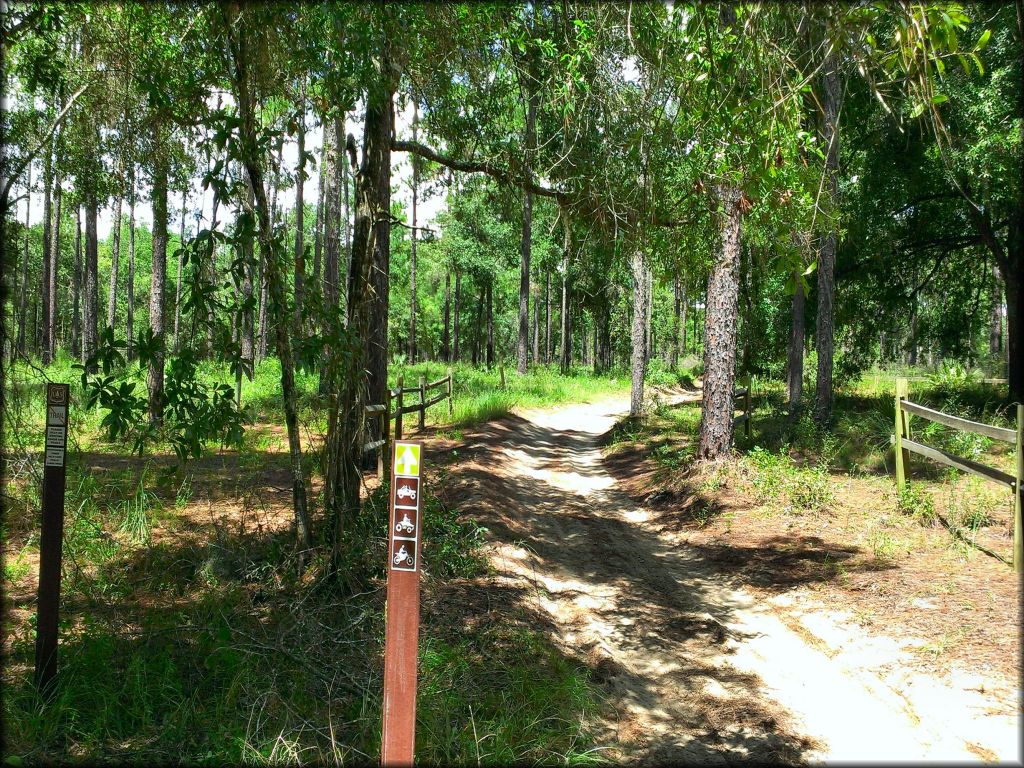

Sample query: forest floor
[429,387,1022,763]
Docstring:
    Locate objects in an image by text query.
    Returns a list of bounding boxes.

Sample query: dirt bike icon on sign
[393,544,414,567]
[395,514,415,534]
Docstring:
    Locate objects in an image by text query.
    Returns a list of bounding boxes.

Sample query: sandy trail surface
[442,392,1021,764]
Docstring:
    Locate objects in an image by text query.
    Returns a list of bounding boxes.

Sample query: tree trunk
[453,270,461,362]
[517,97,537,375]
[71,206,81,360]
[486,280,494,367]
[318,119,340,394]
[786,274,806,415]
[148,128,169,423]
[812,53,842,426]
[532,280,540,363]
[256,141,283,362]
[226,5,313,560]
[340,115,352,319]
[990,264,1003,358]
[83,191,100,372]
[239,178,256,392]
[545,271,551,364]
[108,195,122,331]
[671,270,681,370]
[294,95,306,333]
[45,163,61,364]
[559,215,572,374]
[629,247,650,417]
[127,167,136,361]
[697,185,743,460]
[360,83,395,411]
[442,268,451,361]
[17,162,31,354]
[40,145,52,361]
[173,189,186,352]
[408,102,419,362]
[312,125,325,303]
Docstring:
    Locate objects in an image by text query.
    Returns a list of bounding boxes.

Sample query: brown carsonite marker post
[35,383,70,696]
[381,440,423,767]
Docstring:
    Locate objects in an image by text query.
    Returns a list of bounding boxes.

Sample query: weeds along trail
[440,391,1018,763]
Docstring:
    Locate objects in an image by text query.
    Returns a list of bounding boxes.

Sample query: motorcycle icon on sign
[393,544,414,567]
[396,485,417,501]
[395,514,415,534]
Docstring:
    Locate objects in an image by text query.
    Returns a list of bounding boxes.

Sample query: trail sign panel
[394,443,421,477]
[382,441,424,767]
[35,383,70,696]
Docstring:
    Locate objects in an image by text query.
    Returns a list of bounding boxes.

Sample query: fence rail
[893,376,1022,571]
[361,369,455,474]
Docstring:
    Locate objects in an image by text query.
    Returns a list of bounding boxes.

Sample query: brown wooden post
[446,367,453,416]
[499,363,506,390]
[1014,403,1023,573]
[382,440,424,767]
[395,375,404,440]
[35,383,70,696]
[418,375,426,431]
[894,377,910,491]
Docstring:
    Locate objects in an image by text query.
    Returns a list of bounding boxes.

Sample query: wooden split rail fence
[893,376,1023,571]
[362,369,455,476]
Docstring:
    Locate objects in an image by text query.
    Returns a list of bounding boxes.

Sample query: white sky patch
[16,94,449,240]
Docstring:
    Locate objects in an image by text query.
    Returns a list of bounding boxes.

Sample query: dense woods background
[2,0,1021,562]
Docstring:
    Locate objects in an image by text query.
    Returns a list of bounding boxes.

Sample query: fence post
[380,388,392,479]
[447,367,453,416]
[744,376,752,438]
[894,377,909,491]
[396,375,404,440]
[1014,403,1023,573]
[418,375,426,431]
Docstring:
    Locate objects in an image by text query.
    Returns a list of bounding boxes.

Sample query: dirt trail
[442,393,1020,764]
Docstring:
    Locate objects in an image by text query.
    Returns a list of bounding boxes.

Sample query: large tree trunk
[71,206,81,360]
[361,84,395,411]
[107,195,122,331]
[83,190,99,372]
[127,168,136,361]
[293,96,306,333]
[629,247,650,417]
[319,119,340,394]
[226,4,312,560]
[786,274,806,415]
[340,116,351,317]
[1005,259,1024,398]
[408,103,419,362]
[812,54,842,426]
[148,130,169,423]
[453,270,461,362]
[697,185,743,460]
